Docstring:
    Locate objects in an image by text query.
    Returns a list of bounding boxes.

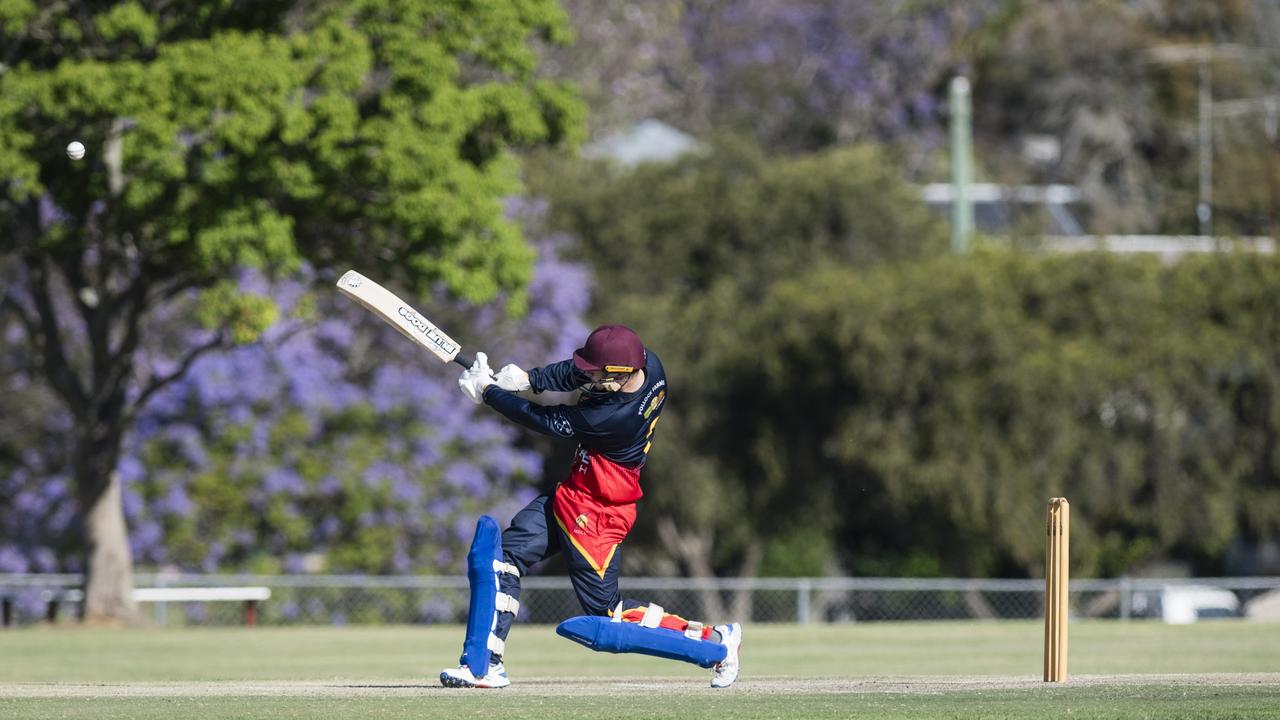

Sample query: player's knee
[580,594,619,617]
[582,600,611,617]
[498,554,522,592]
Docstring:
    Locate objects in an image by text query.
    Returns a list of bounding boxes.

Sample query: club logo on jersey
[551,412,574,437]
[575,513,590,530]
[643,389,666,420]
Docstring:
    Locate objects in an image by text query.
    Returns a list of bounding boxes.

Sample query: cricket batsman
[441,324,743,688]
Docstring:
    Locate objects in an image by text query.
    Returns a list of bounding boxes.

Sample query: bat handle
[452,352,475,369]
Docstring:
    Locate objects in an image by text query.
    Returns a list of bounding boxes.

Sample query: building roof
[582,120,698,167]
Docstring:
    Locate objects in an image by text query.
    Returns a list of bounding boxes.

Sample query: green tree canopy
[733,250,1280,579]
[537,137,1280,586]
[529,141,946,609]
[0,0,584,622]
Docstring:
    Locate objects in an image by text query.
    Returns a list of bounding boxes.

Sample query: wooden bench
[0,589,80,626]
[2,586,271,627]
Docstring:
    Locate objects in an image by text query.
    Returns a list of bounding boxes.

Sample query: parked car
[1131,585,1241,623]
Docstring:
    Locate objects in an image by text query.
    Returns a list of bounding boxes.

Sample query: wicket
[1043,497,1070,682]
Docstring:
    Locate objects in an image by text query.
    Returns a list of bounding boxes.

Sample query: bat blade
[336,270,473,367]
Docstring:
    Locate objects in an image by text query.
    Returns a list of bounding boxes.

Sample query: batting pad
[463,515,519,679]
[556,615,728,668]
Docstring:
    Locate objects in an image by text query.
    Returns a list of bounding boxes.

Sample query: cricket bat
[335,269,475,369]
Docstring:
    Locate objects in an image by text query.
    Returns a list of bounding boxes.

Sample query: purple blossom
[38,194,70,229]
[512,485,539,507]
[117,456,146,485]
[13,489,41,516]
[12,589,49,620]
[444,463,489,495]
[390,547,411,573]
[201,546,224,573]
[679,1,993,149]
[418,596,455,623]
[391,476,421,504]
[453,515,478,544]
[283,553,305,573]
[154,485,194,517]
[0,546,30,573]
[31,547,58,573]
[163,426,208,468]
[130,520,165,560]
[40,476,69,502]
[3,217,592,576]
[426,497,457,518]
[367,460,407,485]
[316,515,341,539]
[410,438,442,467]
[263,468,305,495]
[121,487,144,518]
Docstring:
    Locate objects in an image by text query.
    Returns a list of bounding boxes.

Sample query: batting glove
[494,364,531,392]
[458,352,495,404]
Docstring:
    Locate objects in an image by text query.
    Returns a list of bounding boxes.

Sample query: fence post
[1119,576,1132,621]
[154,573,169,627]
[797,579,812,625]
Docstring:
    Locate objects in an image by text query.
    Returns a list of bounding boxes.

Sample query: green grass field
[2,621,1279,719]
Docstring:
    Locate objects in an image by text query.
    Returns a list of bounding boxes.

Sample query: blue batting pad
[463,515,503,679]
[556,615,727,668]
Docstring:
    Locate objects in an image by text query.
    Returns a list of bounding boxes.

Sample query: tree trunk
[656,516,726,621]
[728,539,762,623]
[963,589,997,620]
[80,470,137,625]
[655,518,766,624]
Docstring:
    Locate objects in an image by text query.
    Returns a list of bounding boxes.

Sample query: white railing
[3,573,1278,627]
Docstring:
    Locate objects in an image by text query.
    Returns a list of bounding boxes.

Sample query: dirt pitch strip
[3,673,1276,698]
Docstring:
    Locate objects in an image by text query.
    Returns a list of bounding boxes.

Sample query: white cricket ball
[66,141,85,161]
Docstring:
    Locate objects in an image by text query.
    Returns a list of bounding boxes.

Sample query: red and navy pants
[492,458,713,648]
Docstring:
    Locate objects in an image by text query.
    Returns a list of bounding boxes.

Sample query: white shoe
[710,623,742,688]
[439,662,510,689]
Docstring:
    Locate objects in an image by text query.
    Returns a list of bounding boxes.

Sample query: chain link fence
[3,573,1279,627]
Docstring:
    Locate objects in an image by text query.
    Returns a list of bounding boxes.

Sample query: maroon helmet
[573,324,646,374]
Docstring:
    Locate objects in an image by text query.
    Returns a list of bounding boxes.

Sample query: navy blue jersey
[482,350,668,467]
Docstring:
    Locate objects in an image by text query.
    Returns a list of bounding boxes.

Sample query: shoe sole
[439,672,509,689]
[439,672,475,688]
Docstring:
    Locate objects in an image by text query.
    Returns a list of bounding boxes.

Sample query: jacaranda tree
[0,224,592,628]
[0,0,584,622]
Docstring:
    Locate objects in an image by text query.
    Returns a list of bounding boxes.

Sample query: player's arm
[494,359,586,394]
[481,386,593,439]
[528,359,588,392]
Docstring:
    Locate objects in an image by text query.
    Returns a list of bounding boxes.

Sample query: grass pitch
[2,621,1279,718]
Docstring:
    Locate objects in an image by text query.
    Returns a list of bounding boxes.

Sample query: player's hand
[494,364,531,392]
[458,352,495,404]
